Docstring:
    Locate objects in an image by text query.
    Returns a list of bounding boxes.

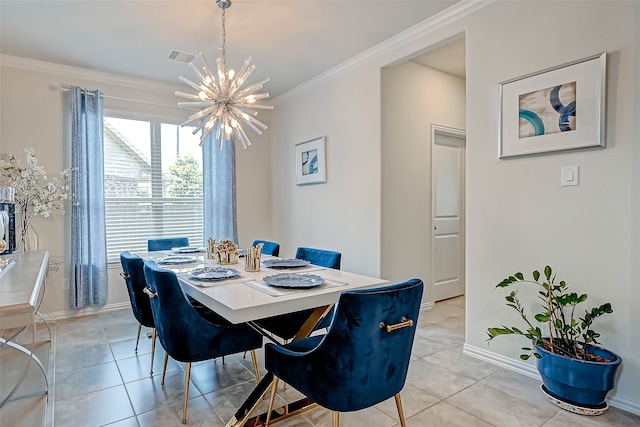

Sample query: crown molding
[0,54,180,93]
[273,0,490,106]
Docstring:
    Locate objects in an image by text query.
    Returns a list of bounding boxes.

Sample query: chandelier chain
[221,7,227,67]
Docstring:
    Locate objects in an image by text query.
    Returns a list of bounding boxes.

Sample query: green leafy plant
[487,265,613,362]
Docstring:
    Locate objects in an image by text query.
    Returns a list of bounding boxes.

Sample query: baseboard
[420,301,435,311]
[463,344,640,416]
[39,302,130,323]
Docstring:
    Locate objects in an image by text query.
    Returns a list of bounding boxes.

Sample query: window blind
[104,117,203,262]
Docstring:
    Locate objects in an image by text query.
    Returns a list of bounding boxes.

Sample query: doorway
[431,125,466,301]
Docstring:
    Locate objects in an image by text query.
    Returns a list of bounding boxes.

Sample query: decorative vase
[17,223,39,251]
[536,342,621,413]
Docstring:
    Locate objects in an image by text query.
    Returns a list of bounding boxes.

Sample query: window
[104,116,203,262]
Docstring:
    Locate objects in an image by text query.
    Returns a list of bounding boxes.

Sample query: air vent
[168,50,196,63]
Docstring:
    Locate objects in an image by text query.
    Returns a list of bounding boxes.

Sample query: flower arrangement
[0,148,73,251]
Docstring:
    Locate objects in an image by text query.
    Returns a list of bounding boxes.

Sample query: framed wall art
[499,52,606,158]
[295,136,326,185]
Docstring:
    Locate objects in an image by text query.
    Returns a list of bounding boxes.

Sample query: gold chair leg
[182,362,191,424]
[150,328,157,375]
[250,349,261,382]
[265,376,280,426]
[282,339,288,390]
[135,323,142,352]
[332,411,340,427]
[394,393,407,427]
[161,353,169,386]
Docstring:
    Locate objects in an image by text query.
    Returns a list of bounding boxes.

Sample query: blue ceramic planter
[535,343,621,407]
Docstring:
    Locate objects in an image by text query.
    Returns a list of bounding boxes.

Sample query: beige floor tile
[480,368,551,409]
[406,358,476,400]
[116,349,181,383]
[125,368,197,415]
[137,395,224,427]
[54,360,123,401]
[0,394,47,427]
[53,384,134,427]
[406,401,493,427]
[541,406,640,426]
[188,356,258,395]
[446,382,558,427]
[104,417,141,427]
[302,405,397,427]
[109,334,156,361]
[423,345,501,381]
[375,382,440,420]
[55,342,113,373]
[7,293,640,427]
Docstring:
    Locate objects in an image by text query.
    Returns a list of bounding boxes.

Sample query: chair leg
[161,353,169,386]
[332,411,340,427]
[182,362,191,424]
[394,393,407,427]
[250,350,261,382]
[265,376,280,426]
[278,340,289,391]
[135,323,142,352]
[150,328,157,375]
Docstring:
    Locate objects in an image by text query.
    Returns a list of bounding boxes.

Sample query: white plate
[263,273,324,289]
[262,259,310,269]
[171,246,205,253]
[189,266,240,281]
[156,255,197,265]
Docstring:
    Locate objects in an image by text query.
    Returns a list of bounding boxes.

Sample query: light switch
[561,165,579,187]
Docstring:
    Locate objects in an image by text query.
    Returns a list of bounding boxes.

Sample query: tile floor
[2,296,640,426]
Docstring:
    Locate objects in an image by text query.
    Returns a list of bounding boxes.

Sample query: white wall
[464,0,638,411]
[268,67,382,274]
[381,60,466,303]
[0,58,271,316]
[269,0,639,413]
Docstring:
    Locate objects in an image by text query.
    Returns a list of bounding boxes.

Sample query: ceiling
[0,0,464,98]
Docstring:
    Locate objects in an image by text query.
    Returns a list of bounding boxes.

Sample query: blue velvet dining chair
[143,260,264,424]
[255,247,342,341]
[295,247,341,270]
[252,239,280,257]
[120,251,158,375]
[264,278,424,427]
[147,237,189,252]
[295,247,341,330]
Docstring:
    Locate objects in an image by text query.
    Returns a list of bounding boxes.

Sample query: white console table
[0,250,50,408]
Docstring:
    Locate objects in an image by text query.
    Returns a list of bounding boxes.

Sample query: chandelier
[175,0,272,149]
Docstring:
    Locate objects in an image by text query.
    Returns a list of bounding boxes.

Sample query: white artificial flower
[0,148,73,249]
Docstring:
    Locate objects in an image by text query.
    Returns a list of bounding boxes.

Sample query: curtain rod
[60,86,186,110]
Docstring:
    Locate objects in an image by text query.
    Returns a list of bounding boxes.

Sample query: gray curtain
[70,86,108,308]
[203,133,238,245]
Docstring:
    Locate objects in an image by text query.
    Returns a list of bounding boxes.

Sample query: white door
[431,125,465,301]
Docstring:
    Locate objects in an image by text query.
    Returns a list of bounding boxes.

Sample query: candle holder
[244,242,263,272]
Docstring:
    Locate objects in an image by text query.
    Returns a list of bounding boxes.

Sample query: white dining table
[146,250,389,426]
[147,251,388,325]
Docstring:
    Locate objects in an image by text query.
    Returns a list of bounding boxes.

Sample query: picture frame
[295,136,327,185]
[499,52,606,158]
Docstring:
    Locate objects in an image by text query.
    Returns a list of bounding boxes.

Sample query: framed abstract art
[295,136,326,185]
[499,53,606,158]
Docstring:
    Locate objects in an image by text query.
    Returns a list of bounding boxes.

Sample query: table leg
[0,320,49,408]
[226,305,332,426]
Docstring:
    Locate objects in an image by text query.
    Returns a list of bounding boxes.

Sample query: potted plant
[487,265,621,414]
